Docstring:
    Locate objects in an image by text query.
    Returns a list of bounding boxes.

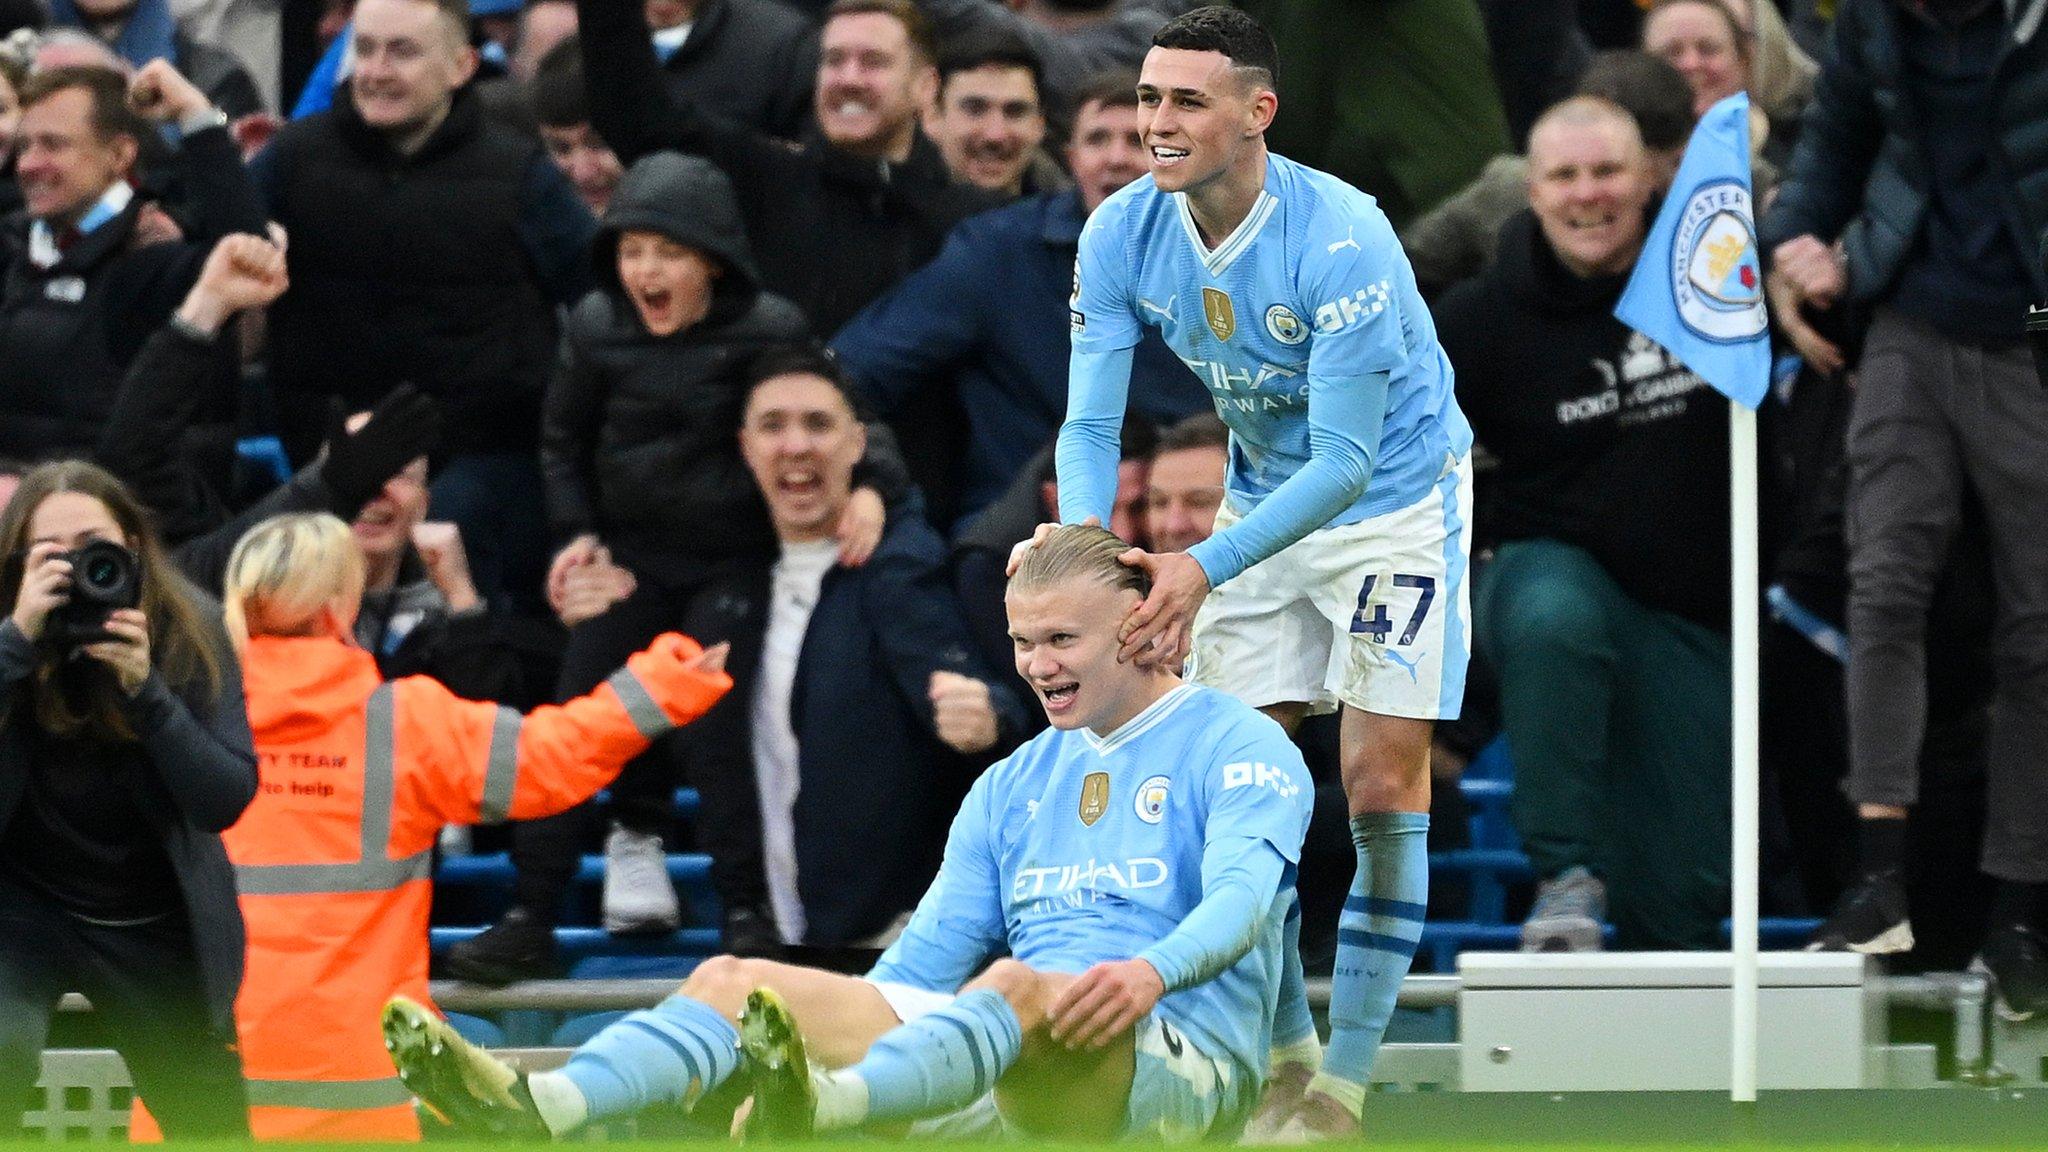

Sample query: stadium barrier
[27,972,2010,1139]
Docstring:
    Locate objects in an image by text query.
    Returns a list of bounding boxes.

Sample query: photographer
[0,460,257,1137]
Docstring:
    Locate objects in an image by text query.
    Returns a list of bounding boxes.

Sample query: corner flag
[1616,93,1770,409]
[1619,91,1772,1103]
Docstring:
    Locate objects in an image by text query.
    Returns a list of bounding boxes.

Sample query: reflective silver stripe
[606,668,670,739]
[246,1076,413,1110]
[360,683,398,859]
[235,851,432,895]
[234,684,433,897]
[478,706,522,824]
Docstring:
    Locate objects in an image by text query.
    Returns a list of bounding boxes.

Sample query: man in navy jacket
[737,345,1028,947]
[832,71,1201,522]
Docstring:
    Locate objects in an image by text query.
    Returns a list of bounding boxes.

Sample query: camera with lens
[44,539,142,648]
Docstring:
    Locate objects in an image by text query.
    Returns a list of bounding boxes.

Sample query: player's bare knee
[965,958,1051,1025]
[677,953,757,1014]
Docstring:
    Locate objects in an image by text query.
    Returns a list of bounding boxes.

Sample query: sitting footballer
[382,524,1313,1141]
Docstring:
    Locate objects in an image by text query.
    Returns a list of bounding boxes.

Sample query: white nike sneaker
[602,823,681,935]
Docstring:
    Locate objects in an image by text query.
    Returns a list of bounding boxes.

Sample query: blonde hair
[1746,0,1816,123]
[1009,524,1149,598]
[223,513,366,649]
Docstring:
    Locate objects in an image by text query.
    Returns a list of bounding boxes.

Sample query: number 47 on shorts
[1351,573,1435,647]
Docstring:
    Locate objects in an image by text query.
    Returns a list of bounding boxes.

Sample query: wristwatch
[179,106,230,136]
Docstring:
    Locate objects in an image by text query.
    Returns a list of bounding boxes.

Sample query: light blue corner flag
[1616,92,1770,410]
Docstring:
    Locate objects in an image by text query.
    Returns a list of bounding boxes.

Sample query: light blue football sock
[557,993,740,1119]
[1322,812,1428,1086]
[844,988,1024,1121]
[1272,893,1318,1053]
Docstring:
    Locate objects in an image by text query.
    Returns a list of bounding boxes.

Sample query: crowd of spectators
[0,0,2043,1133]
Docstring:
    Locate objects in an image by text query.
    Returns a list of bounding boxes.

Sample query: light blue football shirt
[1060,154,1472,586]
[868,683,1313,1086]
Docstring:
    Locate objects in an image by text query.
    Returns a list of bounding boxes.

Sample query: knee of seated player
[962,958,1064,1031]
[676,953,770,1018]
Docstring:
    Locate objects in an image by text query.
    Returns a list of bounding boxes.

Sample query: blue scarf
[46,0,179,71]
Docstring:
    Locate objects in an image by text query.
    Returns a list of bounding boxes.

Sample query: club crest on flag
[1672,179,1766,344]
[1616,92,1769,409]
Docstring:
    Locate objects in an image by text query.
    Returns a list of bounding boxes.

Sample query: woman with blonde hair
[201,512,733,1140]
[0,460,255,1138]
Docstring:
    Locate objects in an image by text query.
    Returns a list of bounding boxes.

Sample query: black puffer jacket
[543,153,808,578]
[1759,0,2048,302]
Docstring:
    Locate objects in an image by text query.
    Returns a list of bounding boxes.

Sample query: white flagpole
[1730,399,1761,1103]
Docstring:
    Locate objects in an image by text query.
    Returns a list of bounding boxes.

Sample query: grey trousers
[1845,308,2048,881]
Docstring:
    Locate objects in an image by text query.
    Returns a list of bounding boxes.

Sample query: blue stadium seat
[235,436,293,485]
[1730,918,1824,949]
[587,787,701,823]
[1428,847,1533,927]
[431,926,722,963]
[568,955,708,980]
[434,852,714,890]
[432,851,722,931]
[442,1012,506,1047]
[549,1011,628,1047]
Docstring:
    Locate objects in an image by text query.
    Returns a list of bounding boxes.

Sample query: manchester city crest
[1264,304,1307,345]
[1670,178,1766,344]
[1134,775,1171,824]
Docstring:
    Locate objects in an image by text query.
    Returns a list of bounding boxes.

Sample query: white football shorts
[1186,453,1472,720]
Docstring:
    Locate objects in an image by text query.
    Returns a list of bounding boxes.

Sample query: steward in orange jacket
[226,630,727,1139]
[163,513,731,1141]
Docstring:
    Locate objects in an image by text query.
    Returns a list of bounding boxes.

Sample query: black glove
[319,384,443,517]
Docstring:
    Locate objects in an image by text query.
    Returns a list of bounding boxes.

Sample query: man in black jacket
[0,61,264,472]
[640,0,817,141]
[1436,98,1733,953]
[577,0,992,336]
[251,0,597,612]
[1760,0,2048,1009]
[737,344,1025,947]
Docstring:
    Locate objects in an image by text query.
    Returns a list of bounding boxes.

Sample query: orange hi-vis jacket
[216,631,729,1141]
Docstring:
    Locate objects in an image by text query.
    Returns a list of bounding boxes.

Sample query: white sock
[1270,1031,1324,1075]
[811,1070,871,1132]
[524,1070,590,1137]
[1304,1070,1366,1120]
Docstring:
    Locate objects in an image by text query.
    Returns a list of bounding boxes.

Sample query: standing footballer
[1054,6,1473,1139]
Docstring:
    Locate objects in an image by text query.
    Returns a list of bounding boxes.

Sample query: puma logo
[1327,226,1360,255]
[1139,295,1176,322]
[1384,649,1425,683]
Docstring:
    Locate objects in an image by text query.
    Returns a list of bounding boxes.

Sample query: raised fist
[930,670,999,755]
[128,60,211,124]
